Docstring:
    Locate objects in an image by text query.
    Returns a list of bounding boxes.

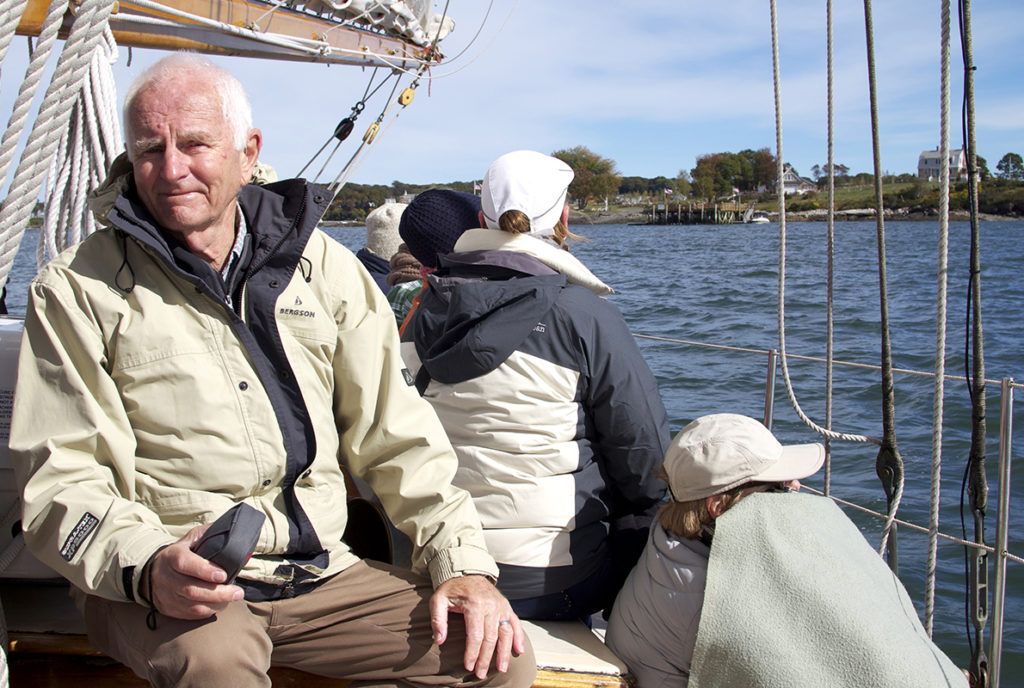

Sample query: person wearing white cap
[606,413,968,688]
[400,150,670,622]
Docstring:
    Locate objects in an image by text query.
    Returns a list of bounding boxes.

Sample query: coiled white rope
[38,28,121,268]
[925,0,953,637]
[0,0,71,194]
[0,0,118,287]
[0,0,28,69]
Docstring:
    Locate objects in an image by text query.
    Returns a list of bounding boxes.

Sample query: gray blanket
[690,492,967,688]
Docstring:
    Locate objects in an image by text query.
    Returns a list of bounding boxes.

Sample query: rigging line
[251,0,294,29]
[316,67,406,186]
[327,74,415,194]
[767,0,879,449]
[926,0,953,638]
[428,0,452,51]
[367,0,517,81]
[297,137,337,180]
[801,485,1023,564]
[631,333,1019,389]
[960,459,975,667]
[959,0,987,516]
[824,0,835,496]
[331,86,408,191]
[422,0,518,79]
[862,0,905,566]
[297,67,387,179]
[958,1,989,684]
[434,0,496,64]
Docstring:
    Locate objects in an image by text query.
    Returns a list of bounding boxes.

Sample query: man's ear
[478,210,486,229]
[240,127,262,183]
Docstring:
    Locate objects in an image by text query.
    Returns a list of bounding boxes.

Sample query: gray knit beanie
[365,203,407,258]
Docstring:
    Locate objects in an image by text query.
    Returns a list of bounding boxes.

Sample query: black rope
[956,1,989,685]
[296,68,403,180]
[114,231,136,293]
[862,0,903,572]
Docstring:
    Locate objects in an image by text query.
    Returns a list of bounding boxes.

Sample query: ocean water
[5,219,1022,681]
[574,219,1024,681]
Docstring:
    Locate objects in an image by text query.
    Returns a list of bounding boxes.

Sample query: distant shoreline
[568,207,1018,225]
[323,208,1019,229]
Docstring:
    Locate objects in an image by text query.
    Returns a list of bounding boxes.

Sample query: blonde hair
[497,209,582,249]
[656,466,746,539]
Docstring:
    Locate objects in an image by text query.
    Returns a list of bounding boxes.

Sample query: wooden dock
[646,201,748,225]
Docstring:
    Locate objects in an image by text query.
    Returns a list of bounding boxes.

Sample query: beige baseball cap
[662,413,825,502]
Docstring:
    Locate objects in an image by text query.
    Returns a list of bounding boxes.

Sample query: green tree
[690,151,764,200]
[551,146,621,210]
[690,154,720,200]
[739,147,777,192]
[674,170,692,198]
[975,155,991,181]
[996,152,1024,181]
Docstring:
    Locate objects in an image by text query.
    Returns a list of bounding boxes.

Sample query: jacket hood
[410,229,613,384]
[453,229,613,295]
[410,251,566,384]
[647,524,710,591]
[100,177,329,300]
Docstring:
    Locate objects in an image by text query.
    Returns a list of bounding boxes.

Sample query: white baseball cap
[480,150,574,237]
[663,413,825,502]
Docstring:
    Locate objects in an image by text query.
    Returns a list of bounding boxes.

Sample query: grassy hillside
[771,179,1024,216]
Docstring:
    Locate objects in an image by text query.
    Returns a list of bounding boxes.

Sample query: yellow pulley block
[363,122,380,144]
[398,88,415,106]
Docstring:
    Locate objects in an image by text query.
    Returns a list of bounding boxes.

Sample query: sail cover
[298,0,454,46]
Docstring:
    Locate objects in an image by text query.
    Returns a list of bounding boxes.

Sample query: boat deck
[1,580,634,687]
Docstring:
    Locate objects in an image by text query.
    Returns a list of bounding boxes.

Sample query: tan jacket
[10,179,497,605]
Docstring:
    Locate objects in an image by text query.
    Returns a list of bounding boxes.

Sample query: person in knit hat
[400,189,481,269]
[357,202,407,293]
[386,189,481,330]
[400,151,669,623]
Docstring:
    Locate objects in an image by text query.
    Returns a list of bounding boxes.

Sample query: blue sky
[3,0,1022,188]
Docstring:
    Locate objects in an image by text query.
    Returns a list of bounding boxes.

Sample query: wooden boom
[16,0,437,68]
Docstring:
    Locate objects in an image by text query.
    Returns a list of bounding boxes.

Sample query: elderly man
[10,53,534,688]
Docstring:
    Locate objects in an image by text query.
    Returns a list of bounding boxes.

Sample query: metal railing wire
[633,330,1018,687]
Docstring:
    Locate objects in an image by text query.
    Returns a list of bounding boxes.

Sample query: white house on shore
[918,147,967,181]
[782,164,817,195]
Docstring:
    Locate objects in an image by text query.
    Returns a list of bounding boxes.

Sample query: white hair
[123,52,253,160]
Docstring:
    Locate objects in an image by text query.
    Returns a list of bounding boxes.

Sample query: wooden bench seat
[2,580,634,687]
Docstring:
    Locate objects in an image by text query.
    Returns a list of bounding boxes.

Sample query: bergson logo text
[279,307,316,318]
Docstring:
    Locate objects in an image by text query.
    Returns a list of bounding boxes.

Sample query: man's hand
[429,574,525,680]
[142,523,245,620]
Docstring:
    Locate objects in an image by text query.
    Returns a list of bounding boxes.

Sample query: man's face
[127,76,255,241]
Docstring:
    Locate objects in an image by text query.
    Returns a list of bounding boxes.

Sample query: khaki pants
[84,560,536,688]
